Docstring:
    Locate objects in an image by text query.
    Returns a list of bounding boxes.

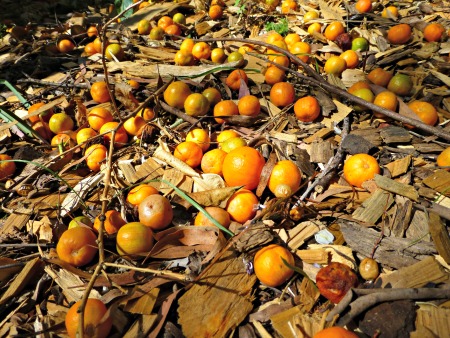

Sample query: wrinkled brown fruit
[316,262,358,303]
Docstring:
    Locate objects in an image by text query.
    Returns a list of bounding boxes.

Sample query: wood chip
[384,155,412,177]
[423,170,450,196]
[379,126,412,144]
[123,314,158,338]
[374,174,419,201]
[286,221,320,250]
[0,207,32,235]
[411,304,450,338]
[123,288,159,315]
[352,189,395,224]
[309,140,334,163]
[429,212,450,264]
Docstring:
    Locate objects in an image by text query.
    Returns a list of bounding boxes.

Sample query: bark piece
[0,207,32,235]
[429,212,450,264]
[296,249,329,264]
[349,127,382,147]
[411,303,450,338]
[379,126,412,144]
[352,189,394,224]
[406,209,431,241]
[384,155,411,177]
[341,134,378,155]
[310,140,334,164]
[374,174,419,202]
[177,250,256,338]
[423,170,450,196]
[123,288,159,315]
[390,196,413,237]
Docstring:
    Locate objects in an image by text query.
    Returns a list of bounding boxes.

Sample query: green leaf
[115,0,135,19]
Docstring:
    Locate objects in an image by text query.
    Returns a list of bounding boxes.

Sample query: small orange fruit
[373,91,398,117]
[294,96,321,122]
[65,298,112,338]
[210,47,227,63]
[313,327,358,338]
[387,73,413,96]
[57,38,75,53]
[227,51,244,63]
[220,136,247,153]
[222,146,265,190]
[126,184,159,206]
[202,87,222,106]
[340,49,359,69]
[138,194,173,230]
[288,41,311,63]
[270,82,295,107]
[303,11,319,23]
[266,31,284,44]
[128,79,139,89]
[0,154,16,180]
[324,56,347,75]
[174,50,195,66]
[149,26,164,40]
[355,0,372,13]
[51,133,74,149]
[281,0,297,14]
[84,42,97,56]
[93,210,126,235]
[308,23,322,35]
[387,23,412,45]
[271,55,290,69]
[76,127,98,146]
[137,107,155,121]
[268,160,302,196]
[68,215,93,229]
[99,121,129,148]
[201,148,227,176]
[209,5,224,20]
[28,102,54,123]
[265,66,286,85]
[367,68,393,87]
[226,188,259,223]
[87,26,99,37]
[254,244,295,287]
[213,100,239,124]
[93,37,108,54]
[174,141,203,168]
[180,38,195,53]
[184,93,210,117]
[123,116,147,137]
[48,112,74,134]
[437,147,450,168]
[116,221,154,257]
[423,22,445,42]
[164,81,192,109]
[192,42,212,60]
[164,24,181,36]
[137,19,151,35]
[172,13,186,25]
[348,81,371,94]
[85,144,107,172]
[186,128,211,152]
[105,43,124,61]
[381,6,399,19]
[352,88,375,111]
[266,40,288,60]
[216,129,239,145]
[157,16,174,30]
[407,101,439,126]
[90,81,111,103]
[56,227,98,266]
[343,153,380,188]
[225,69,248,91]
[88,107,114,131]
[324,21,345,41]
[194,206,231,228]
[238,95,261,117]
[284,33,301,47]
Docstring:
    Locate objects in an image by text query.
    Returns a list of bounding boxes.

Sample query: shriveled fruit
[387,23,411,45]
[56,227,98,266]
[407,101,438,126]
[90,81,111,103]
[194,206,231,228]
[0,154,16,180]
[126,184,159,206]
[48,113,74,134]
[238,95,260,117]
[88,107,113,131]
[316,262,358,303]
[294,96,321,122]
[359,257,379,280]
[164,81,192,109]
[314,327,358,338]
[186,128,210,152]
[226,188,259,223]
[367,68,393,87]
[174,141,203,168]
[324,21,345,41]
[343,153,380,188]
[116,222,154,257]
[85,144,107,172]
[387,73,413,96]
[138,194,173,230]
[268,160,302,196]
[93,210,126,235]
[437,147,450,168]
[65,298,112,338]
[423,23,445,42]
[225,69,248,91]
[222,146,265,190]
[213,100,239,124]
[184,93,210,117]
[324,56,347,75]
[201,148,227,176]
[99,121,129,148]
[254,244,295,287]
[270,82,295,107]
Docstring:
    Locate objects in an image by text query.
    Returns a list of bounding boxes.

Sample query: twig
[103,262,190,281]
[160,101,200,126]
[16,78,89,89]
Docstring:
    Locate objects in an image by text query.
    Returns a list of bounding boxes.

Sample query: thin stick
[103,262,189,281]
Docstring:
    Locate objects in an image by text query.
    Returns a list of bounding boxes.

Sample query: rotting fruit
[194,206,231,228]
[359,257,379,280]
[316,262,358,304]
[138,194,174,230]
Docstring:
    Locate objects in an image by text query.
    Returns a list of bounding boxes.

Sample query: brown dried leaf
[114,82,140,111]
[173,186,241,209]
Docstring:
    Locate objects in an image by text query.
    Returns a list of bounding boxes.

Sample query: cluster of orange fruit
[138,12,186,40]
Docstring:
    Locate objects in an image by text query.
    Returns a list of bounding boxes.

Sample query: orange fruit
[65,298,112,338]
[355,0,372,13]
[180,38,195,53]
[270,82,295,107]
[437,147,450,168]
[267,160,302,196]
[222,146,265,190]
[220,136,247,153]
[0,154,15,180]
[238,44,255,55]
[87,26,98,37]
[68,215,93,229]
[56,227,98,266]
[387,23,412,45]
[348,81,371,94]
[76,127,98,146]
[352,88,375,111]
[51,133,75,149]
[210,47,227,63]
[314,327,358,338]
[93,37,108,54]
[184,93,210,117]
[340,50,359,69]
[157,16,174,30]
[213,100,239,124]
[48,112,74,134]
[209,5,224,20]
[93,210,126,235]
[88,107,114,131]
[294,96,321,122]
[284,33,301,47]
[84,42,97,56]
[271,55,290,69]
[149,26,164,40]
[201,148,227,176]
[227,51,244,63]
[57,38,75,53]
[174,141,203,168]
[288,41,311,63]
[373,91,398,117]
[324,21,345,41]
[28,102,54,123]
[265,66,286,85]
[138,194,173,230]
[407,101,439,126]
[266,40,288,61]
[137,107,155,121]
[186,128,210,152]
[164,81,192,109]
[225,69,248,91]
[238,95,261,117]
[216,129,239,145]
[85,144,107,172]
[164,24,181,36]
[324,56,347,75]
[174,50,195,66]
[226,188,259,223]
[254,244,295,287]
[194,206,231,228]
[343,153,380,188]
[202,87,222,106]
[126,184,159,206]
[105,43,124,61]
[90,81,111,103]
[281,0,297,13]
[387,73,413,96]
[266,31,283,44]
[367,68,393,87]
[308,23,322,35]
[123,116,147,137]
[192,42,211,60]
[303,10,319,23]
[99,121,129,148]
[128,79,139,89]
[381,6,399,19]
[423,23,445,42]
[116,222,154,257]
[137,19,151,34]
